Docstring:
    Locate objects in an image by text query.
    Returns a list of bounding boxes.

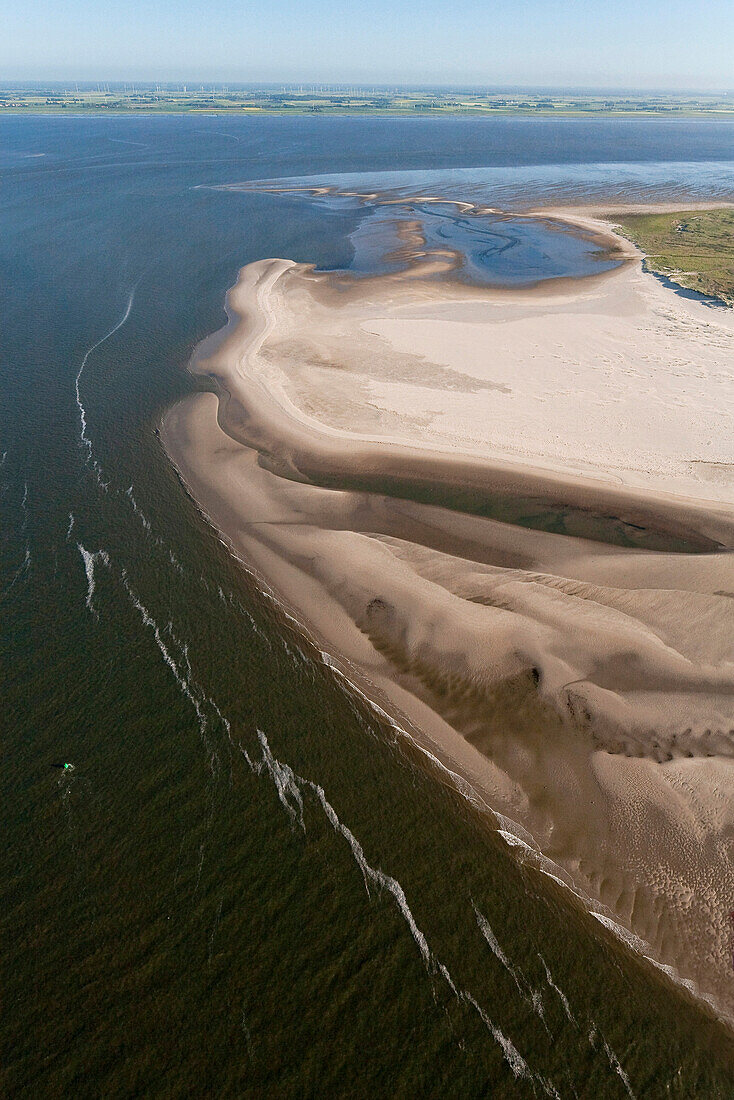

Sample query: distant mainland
[2,82,734,117]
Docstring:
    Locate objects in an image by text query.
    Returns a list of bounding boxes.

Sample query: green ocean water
[3,114,734,1097]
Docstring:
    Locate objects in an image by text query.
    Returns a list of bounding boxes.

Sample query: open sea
[3,114,734,1098]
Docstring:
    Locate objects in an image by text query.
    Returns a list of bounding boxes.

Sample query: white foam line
[126,485,152,531]
[196,129,243,145]
[590,910,705,1007]
[240,997,254,1057]
[66,512,75,540]
[138,612,229,783]
[308,768,558,1090]
[537,953,634,1095]
[589,1026,637,1100]
[461,991,549,1089]
[474,903,515,974]
[247,728,555,1091]
[158,464,279,646]
[3,547,31,597]
[119,568,205,722]
[173,634,221,778]
[313,772,422,916]
[494,813,708,1021]
[238,742,256,771]
[78,545,97,610]
[155,457,643,1083]
[20,481,28,529]
[109,605,557,1098]
[167,623,206,705]
[193,839,206,896]
[601,1034,636,1100]
[209,563,269,645]
[317,648,490,813]
[256,730,306,830]
[75,286,137,465]
[538,955,575,1025]
[77,543,110,616]
[409,740,487,812]
[210,698,235,769]
[473,903,546,1023]
[0,450,8,500]
[497,829,538,857]
[188,477,726,1037]
[168,549,185,574]
[120,483,190,578]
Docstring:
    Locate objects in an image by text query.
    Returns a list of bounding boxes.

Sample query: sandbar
[162,206,734,1026]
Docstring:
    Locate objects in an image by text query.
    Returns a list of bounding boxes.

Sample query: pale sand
[162,212,734,1025]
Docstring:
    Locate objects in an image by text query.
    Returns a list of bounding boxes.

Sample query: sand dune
[162,211,734,1024]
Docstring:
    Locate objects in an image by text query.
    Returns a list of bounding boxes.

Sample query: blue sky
[3,0,733,89]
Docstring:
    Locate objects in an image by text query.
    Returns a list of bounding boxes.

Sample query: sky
[2,0,734,90]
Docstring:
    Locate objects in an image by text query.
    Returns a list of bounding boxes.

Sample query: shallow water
[320,200,619,284]
[3,113,734,1097]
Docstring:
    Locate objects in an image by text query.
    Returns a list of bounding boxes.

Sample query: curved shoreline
[162,440,729,1036]
[162,207,734,1029]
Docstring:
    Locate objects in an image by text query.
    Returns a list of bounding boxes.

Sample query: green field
[3,84,734,117]
[613,209,734,304]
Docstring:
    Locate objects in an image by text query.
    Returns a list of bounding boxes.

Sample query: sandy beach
[162,207,734,1025]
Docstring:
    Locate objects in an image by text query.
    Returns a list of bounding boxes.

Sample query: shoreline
[162,203,734,1029]
[536,203,734,306]
[163,434,734,1035]
[224,182,734,305]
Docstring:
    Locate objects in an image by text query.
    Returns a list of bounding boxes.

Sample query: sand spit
[163,214,734,1024]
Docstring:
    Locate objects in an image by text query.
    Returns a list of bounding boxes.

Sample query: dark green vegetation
[614,208,734,303]
[3,82,734,116]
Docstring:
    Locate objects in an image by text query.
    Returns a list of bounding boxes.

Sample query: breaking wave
[77,543,110,616]
[244,730,559,1095]
[80,533,636,1096]
[74,285,137,481]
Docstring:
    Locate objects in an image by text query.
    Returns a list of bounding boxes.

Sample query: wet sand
[162,208,734,1025]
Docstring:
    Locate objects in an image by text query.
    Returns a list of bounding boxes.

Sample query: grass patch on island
[614,208,734,304]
